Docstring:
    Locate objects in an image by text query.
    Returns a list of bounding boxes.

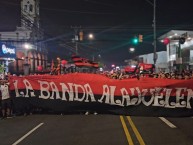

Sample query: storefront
[0,43,16,74]
[159,30,193,72]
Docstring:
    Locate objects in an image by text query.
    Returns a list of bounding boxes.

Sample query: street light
[111,64,115,68]
[88,33,95,61]
[88,33,94,39]
[24,43,30,49]
[129,47,135,53]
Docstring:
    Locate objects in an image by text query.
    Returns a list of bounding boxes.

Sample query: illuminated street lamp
[24,43,30,49]
[88,33,94,39]
[88,33,95,61]
[129,47,135,53]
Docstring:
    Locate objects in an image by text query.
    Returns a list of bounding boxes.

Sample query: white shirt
[0,84,10,100]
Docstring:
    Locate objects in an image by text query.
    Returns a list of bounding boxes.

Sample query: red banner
[10,73,193,116]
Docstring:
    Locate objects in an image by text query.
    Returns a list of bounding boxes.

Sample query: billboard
[0,43,16,58]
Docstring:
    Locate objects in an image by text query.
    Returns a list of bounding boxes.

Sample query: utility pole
[153,0,157,67]
[178,42,182,73]
[145,0,157,69]
[71,26,81,55]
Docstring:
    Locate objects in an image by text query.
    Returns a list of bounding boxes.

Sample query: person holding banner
[0,80,12,119]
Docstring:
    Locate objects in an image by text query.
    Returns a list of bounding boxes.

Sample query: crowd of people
[0,68,193,119]
[102,69,193,80]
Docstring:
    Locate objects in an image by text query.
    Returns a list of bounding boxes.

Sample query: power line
[41,7,114,15]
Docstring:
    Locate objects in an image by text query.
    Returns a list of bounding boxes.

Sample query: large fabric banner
[10,73,193,117]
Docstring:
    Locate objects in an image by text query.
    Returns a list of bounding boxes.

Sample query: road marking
[12,122,44,145]
[159,117,177,128]
[120,116,134,145]
[127,116,146,145]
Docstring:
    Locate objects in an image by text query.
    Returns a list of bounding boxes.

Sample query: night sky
[1,0,193,67]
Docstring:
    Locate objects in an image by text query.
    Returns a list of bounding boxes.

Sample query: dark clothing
[1,98,12,110]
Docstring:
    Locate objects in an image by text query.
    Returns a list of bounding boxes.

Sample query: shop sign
[0,43,16,58]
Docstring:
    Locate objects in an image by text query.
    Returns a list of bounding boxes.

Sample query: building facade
[0,0,47,75]
[159,30,193,72]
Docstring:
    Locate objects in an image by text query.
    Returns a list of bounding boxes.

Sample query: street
[0,114,193,145]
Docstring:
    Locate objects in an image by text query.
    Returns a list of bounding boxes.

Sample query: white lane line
[159,117,177,128]
[12,122,44,145]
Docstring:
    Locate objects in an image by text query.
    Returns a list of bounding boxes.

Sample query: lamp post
[177,37,186,73]
[88,33,95,61]
[145,0,157,69]
[71,26,81,55]
[153,0,157,67]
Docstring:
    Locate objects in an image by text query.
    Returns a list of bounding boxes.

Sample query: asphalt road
[0,114,193,145]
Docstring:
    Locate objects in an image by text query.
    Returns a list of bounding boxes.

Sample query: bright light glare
[187,37,191,40]
[129,47,135,52]
[133,38,138,44]
[131,65,136,68]
[89,34,94,39]
[24,43,30,49]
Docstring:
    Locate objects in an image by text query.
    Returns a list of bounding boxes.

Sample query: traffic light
[139,34,143,42]
[132,37,139,44]
[179,37,185,44]
[79,31,83,41]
